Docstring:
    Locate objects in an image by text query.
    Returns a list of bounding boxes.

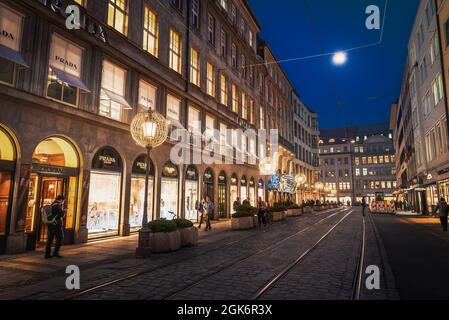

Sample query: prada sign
[0,5,23,51]
[38,0,108,43]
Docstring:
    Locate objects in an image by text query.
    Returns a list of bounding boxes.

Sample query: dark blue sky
[247,0,420,129]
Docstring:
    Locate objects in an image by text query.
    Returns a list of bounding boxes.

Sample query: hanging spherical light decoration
[130,109,170,148]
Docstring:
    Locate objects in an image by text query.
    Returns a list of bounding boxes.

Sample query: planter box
[149,230,181,253]
[272,211,286,222]
[179,227,198,247]
[286,209,302,217]
[232,216,255,230]
[303,207,313,214]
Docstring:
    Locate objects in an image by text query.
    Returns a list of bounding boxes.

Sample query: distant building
[319,124,396,204]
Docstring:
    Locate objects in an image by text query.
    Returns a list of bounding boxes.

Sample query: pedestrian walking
[434,197,449,232]
[362,196,368,217]
[205,196,214,231]
[43,195,66,259]
[198,198,205,229]
[257,197,267,228]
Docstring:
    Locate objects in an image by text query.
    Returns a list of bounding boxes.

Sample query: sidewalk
[0,219,233,262]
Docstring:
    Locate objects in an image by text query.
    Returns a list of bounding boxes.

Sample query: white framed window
[188,105,201,136]
[143,6,158,57]
[47,34,87,106]
[166,94,182,128]
[100,60,130,121]
[138,80,157,111]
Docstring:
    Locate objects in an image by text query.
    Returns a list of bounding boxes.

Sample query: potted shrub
[286,204,302,217]
[232,203,256,230]
[174,219,198,248]
[270,203,287,222]
[148,220,181,253]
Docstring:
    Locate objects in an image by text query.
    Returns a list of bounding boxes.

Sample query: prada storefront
[130,155,154,231]
[87,147,123,239]
[26,137,80,250]
[0,126,16,254]
[185,165,199,222]
[160,161,179,220]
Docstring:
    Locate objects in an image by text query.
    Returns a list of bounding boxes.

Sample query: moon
[332,51,347,65]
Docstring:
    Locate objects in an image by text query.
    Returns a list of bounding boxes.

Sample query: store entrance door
[26,173,77,250]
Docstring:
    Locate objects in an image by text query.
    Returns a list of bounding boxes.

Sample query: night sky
[247,0,420,129]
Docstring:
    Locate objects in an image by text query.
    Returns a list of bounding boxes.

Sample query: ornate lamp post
[131,108,169,258]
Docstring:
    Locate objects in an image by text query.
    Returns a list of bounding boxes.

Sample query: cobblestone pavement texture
[0,207,418,300]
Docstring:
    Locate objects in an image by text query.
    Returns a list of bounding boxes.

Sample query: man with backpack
[434,197,449,232]
[43,195,66,259]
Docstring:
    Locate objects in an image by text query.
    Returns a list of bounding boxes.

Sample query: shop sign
[185,165,198,181]
[0,5,22,51]
[231,175,238,185]
[162,161,178,178]
[31,163,78,176]
[204,169,214,184]
[92,147,122,172]
[38,0,108,43]
[132,155,153,176]
[218,172,226,185]
[249,179,255,187]
[240,177,247,186]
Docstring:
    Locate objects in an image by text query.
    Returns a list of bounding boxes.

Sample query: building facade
[394,0,449,214]
[320,124,396,205]
[0,0,319,254]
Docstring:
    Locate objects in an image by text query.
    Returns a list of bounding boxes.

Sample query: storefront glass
[230,174,238,215]
[241,176,248,202]
[249,178,256,207]
[88,147,122,238]
[258,179,265,201]
[439,179,449,201]
[24,137,80,247]
[218,171,227,219]
[185,165,199,222]
[160,161,179,220]
[0,127,15,239]
[203,168,214,203]
[130,155,154,229]
[426,185,438,214]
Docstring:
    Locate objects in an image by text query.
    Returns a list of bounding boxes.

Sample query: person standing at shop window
[45,195,66,259]
[433,198,449,232]
[198,198,206,230]
[205,196,214,231]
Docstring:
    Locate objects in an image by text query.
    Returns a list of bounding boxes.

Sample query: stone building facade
[0,0,319,254]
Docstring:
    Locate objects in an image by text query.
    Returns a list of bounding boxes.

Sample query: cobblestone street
[0,207,404,300]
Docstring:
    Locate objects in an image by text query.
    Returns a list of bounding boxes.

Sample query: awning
[103,89,132,109]
[51,68,90,92]
[0,45,29,67]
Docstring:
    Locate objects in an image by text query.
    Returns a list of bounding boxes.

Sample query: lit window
[220,74,228,105]
[166,94,182,129]
[47,34,87,106]
[100,60,130,121]
[190,48,200,86]
[138,80,157,111]
[249,99,255,124]
[206,62,215,97]
[232,84,238,113]
[73,0,87,7]
[259,106,265,129]
[107,0,128,35]
[169,29,182,73]
[241,92,247,120]
[143,6,158,57]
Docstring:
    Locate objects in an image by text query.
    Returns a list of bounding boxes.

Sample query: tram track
[252,209,355,300]
[162,208,351,300]
[63,206,347,300]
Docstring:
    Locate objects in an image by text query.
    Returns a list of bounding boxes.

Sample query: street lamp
[131,108,170,258]
[315,182,324,203]
[295,174,306,205]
